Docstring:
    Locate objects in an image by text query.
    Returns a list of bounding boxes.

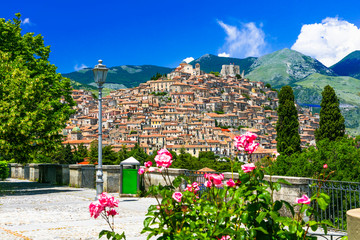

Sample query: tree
[102,145,117,165]
[276,86,301,156]
[0,14,75,163]
[116,145,129,164]
[63,143,74,164]
[128,143,148,165]
[315,85,345,142]
[209,71,220,77]
[150,72,163,80]
[73,144,88,163]
[271,137,360,182]
[89,140,98,164]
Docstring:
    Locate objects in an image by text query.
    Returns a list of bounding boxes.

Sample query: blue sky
[2,0,360,73]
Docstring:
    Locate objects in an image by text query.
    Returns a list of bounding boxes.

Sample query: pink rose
[205,180,212,188]
[212,174,224,187]
[185,184,193,192]
[157,148,172,157]
[245,142,259,154]
[98,192,119,208]
[185,182,200,193]
[145,161,153,168]
[204,174,224,187]
[234,132,258,151]
[226,179,235,187]
[107,209,118,216]
[172,192,182,202]
[192,182,200,193]
[155,154,173,168]
[147,167,155,172]
[241,163,256,173]
[296,195,311,205]
[138,168,145,175]
[156,205,161,210]
[245,131,257,141]
[89,201,104,219]
[234,135,247,150]
[323,164,328,169]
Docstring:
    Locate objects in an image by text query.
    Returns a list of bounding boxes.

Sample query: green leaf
[253,226,269,234]
[273,201,283,211]
[282,200,295,217]
[277,178,292,186]
[99,230,110,238]
[143,217,153,228]
[273,182,281,191]
[289,224,297,233]
[256,212,267,223]
[317,198,328,211]
[241,212,249,224]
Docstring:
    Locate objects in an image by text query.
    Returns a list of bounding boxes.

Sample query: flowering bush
[89,192,126,240]
[141,133,333,239]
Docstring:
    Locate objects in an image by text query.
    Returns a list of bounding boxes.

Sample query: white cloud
[218,52,230,57]
[217,20,266,58]
[74,64,89,71]
[291,17,360,67]
[182,57,194,63]
[22,18,30,25]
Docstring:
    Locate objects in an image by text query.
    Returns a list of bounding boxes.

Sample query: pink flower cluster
[185,182,200,194]
[155,148,173,168]
[296,195,311,205]
[234,132,259,154]
[204,173,224,188]
[241,163,256,173]
[138,160,156,175]
[89,192,119,219]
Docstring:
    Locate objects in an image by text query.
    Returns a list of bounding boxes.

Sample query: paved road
[0,179,156,240]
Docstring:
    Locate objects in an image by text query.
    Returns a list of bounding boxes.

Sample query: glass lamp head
[93,59,108,87]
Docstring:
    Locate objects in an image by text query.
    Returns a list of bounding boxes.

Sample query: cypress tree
[315,85,345,142]
[276,86,301,156]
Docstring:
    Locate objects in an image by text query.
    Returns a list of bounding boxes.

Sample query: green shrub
[0,161,9,180]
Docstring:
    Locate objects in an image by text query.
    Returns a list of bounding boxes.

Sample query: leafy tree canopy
[0,14,75,163]
[271,137,360,182]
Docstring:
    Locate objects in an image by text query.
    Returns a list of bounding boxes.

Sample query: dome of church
[71,126,81,133]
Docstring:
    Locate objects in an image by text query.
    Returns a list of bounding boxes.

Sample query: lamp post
[93,59,108,200]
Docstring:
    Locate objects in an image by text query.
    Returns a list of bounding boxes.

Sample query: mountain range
[63,49,360,135]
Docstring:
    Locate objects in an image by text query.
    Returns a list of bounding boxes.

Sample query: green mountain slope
[189,54,257,74]
[293,73,360,133]
[63,65,173,89]
[330,50,360,79]
[246,49,336,87]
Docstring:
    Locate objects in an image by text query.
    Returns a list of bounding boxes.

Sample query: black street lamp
[93,59,108,200]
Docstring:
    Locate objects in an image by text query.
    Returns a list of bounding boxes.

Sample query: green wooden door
[122,169,138,194]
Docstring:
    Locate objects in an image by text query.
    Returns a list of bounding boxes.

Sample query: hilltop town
[63,62,319,162]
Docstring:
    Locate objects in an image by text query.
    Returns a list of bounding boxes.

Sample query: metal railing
[308,179,360,231]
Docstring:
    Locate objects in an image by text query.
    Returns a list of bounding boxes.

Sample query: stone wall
[69,165,95,189]
[103,165,120,193]
[6,164,309,203]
